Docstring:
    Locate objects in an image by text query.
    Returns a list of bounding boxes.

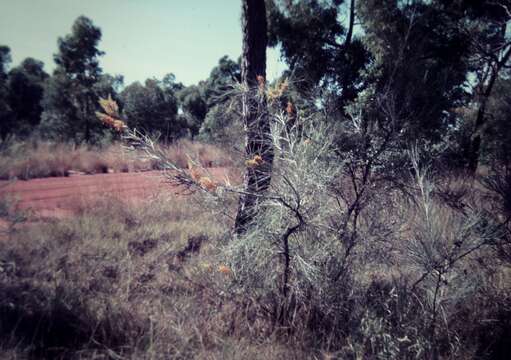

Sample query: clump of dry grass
[162,139,234,169]
[0,142,73,179]
[0,140,234,180]
[0,192,310,358]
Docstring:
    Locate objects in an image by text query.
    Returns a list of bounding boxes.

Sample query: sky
[0,0,287,86]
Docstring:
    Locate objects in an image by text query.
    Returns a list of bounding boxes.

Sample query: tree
[121,78,183,140]
[7,58,49,138]
[356,0,470,142]
[197,56,242,143]
[0,46,13,140]
[461,1,511,171]
[39,16,105,143]
[267,0,369,111]
[177,84,208,138]
[179,56,241,141]
[203,55,241,107]
[198,102,241,144]
[234,0,274,234]
[482,76,511,166]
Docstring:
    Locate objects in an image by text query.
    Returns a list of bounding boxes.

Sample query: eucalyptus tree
[121,78,183,140]
[267,0,369,112]
[461,0,511,171]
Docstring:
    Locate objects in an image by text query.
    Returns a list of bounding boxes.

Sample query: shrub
[92,82,511,358]
[4,83,509,358]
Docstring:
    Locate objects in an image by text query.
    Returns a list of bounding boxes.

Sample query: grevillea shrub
[75,89,511,358]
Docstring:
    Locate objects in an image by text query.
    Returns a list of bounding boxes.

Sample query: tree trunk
[467,42,511,173]
[345,0,355,47]
[234,0,274,235]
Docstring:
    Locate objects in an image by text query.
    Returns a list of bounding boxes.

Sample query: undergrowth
[0,139,233,180]
[1,157,510,359]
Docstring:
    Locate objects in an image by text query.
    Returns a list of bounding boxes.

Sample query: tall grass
[63,85,510,359]
[1,166,510,358]
[0,194,236,359]
[0,139,233,180]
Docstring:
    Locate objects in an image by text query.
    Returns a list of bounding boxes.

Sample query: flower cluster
[245,154,264,168]
[217,264,231,275]
[99,94,119,118]
[267,78,289,102]
[188,161,217,192]
[96,95,126,132]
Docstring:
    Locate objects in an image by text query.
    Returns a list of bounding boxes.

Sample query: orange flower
[267,78,289,102]
[96,112,122,131]
[246,159,257,167]
[190,167,201,182]
[199,176,217,191]
[267,87,279,102]
[96,110,125,132]
[245,154,264,168]
[218,264,231,275]
[112,120,126,132]
[96,112,113,126]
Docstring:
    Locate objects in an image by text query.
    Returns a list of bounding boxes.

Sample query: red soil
[0,168,231,219]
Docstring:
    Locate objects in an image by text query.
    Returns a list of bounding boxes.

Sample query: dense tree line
[267,0,511,172]
[0,0,510,172]
[0,16,241,145]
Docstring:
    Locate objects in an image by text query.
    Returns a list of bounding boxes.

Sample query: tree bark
[345,0,355,47]
[234,0,274,234]
[467,42,511,172]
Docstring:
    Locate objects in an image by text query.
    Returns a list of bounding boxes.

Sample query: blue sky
[0,0,287,86]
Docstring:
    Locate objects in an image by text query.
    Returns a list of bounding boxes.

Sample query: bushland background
[1,1,511,359]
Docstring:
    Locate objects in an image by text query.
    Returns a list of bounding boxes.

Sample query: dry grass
[0,193,308,359]
[0,140,234,180]
[0,167,510,358]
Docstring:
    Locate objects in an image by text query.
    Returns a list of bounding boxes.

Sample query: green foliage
[39,16,107,143]
[6,58,48,138]
[179,55,242,141]
[203,55,241,107]
[53,16,103,80]
[357,0,470,141]
[484,77,511,165]
[0,46,13,140]
[121,77,184,140]
[267,0,369,107]
[198,104,241,145]
[178,84,207,137]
